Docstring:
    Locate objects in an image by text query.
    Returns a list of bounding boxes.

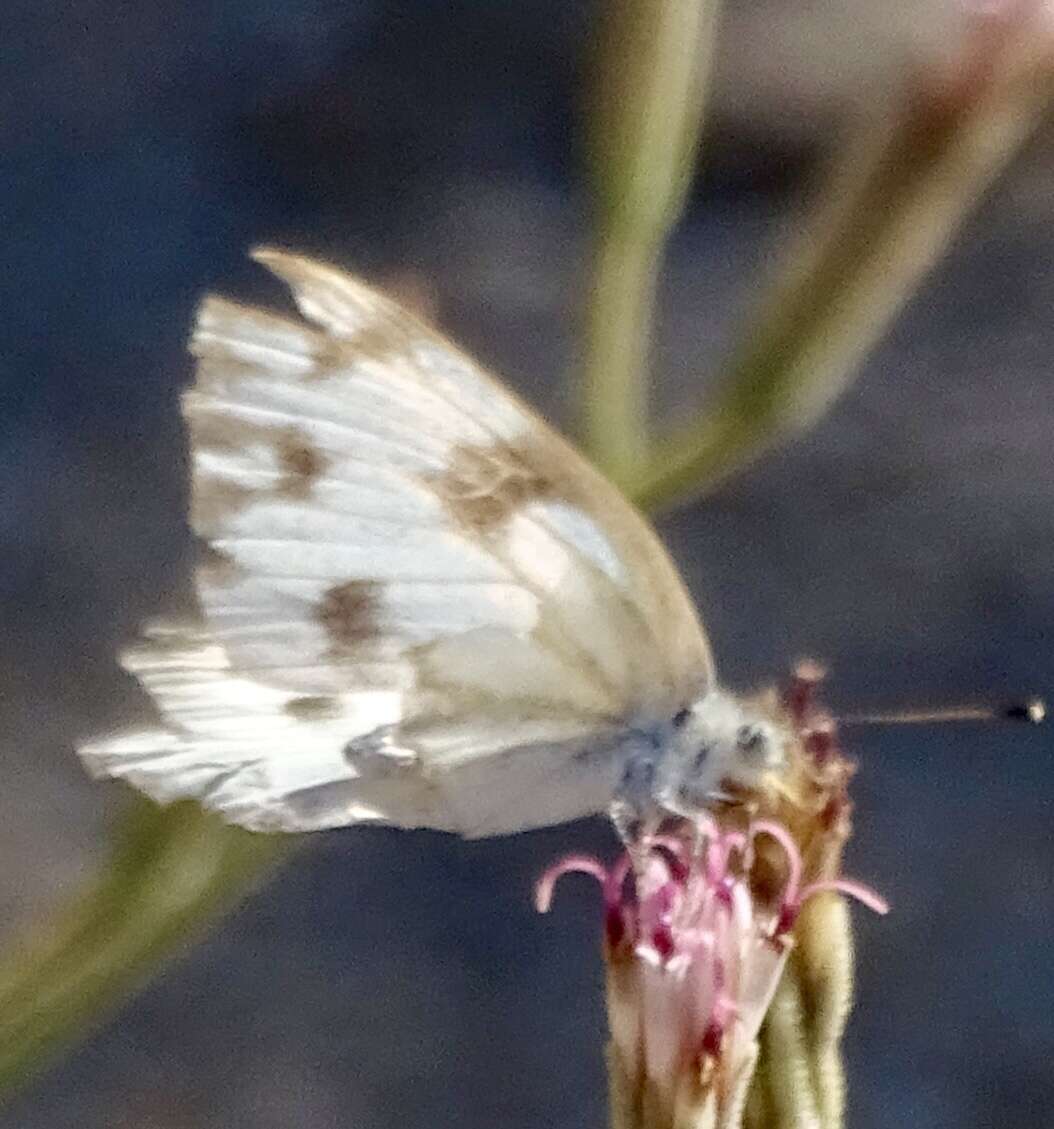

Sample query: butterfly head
[658,689,794,816]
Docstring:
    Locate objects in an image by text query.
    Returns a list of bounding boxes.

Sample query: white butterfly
[79,249,793,836]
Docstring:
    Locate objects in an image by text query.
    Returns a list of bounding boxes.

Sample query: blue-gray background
[2,2,1051,1126]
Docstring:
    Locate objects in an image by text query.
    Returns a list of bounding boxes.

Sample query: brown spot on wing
[196,542,244,588]
[276,433,328,497]
[189,406,326,510]
[310,321,417,374]
[316,580,383,648]
[284,695,343,721]
[429,442,554,532]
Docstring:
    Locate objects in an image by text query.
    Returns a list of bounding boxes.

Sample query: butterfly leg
[609,744,664,862]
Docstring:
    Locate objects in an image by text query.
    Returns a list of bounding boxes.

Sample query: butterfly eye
[620,755,656,792]
[736,724,767,756]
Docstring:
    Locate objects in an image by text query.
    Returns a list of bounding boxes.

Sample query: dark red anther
[819,792,852,832]
[605,905,629,950]
[804,725,835,765]
[714,877,735,909]
[784,658,827,726]
[773,903,798,938]
[700,1020,725,1060]
[651,922,676,960]
[652,843,689,884]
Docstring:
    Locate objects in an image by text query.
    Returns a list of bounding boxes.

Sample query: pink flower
[537,818,887,1127]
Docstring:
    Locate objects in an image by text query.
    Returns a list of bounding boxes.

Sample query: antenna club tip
[1003,697,1046,724]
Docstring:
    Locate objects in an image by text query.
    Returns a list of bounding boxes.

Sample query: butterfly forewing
[79,248,714,834]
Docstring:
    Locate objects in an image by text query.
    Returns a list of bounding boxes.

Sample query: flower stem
[0,801,295,1096]
[580,226,662,487]
[635,4,1054,511]
[790,896,855,1129]
[755,974,821,1129]
[578,0,722,485]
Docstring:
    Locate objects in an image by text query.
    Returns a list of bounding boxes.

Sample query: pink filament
[798,878,890,917]
[534,855,612,913]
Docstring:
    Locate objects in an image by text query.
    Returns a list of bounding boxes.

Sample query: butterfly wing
[79,249,714,835]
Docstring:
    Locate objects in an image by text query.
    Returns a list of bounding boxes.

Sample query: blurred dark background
[2,1,1052,1126]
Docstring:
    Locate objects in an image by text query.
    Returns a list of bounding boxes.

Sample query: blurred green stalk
[638,2,1054,510]
[0,802,295,1095]
[579,0,722,486]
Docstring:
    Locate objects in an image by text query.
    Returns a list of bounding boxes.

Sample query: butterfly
[78,249,794,836]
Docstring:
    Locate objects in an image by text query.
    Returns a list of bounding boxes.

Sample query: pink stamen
[749,819,804,905]
[607,853,634,903]
[775,877,890,936]
[648,832,695,858]
[534,855,611,913]
[648,842,689,884]
[536,813,889,1090]
[799,878,890,917]
[704,830,747,885]
[536,822,888,961]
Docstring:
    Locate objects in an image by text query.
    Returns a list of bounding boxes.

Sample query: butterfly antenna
[838,697,1046,726]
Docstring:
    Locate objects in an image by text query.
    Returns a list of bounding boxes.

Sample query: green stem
[581,226,662,484]
[0,801,295,1094]
[578,0,723,481]
[756,975,821,1129]
[635,15,1054,511]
